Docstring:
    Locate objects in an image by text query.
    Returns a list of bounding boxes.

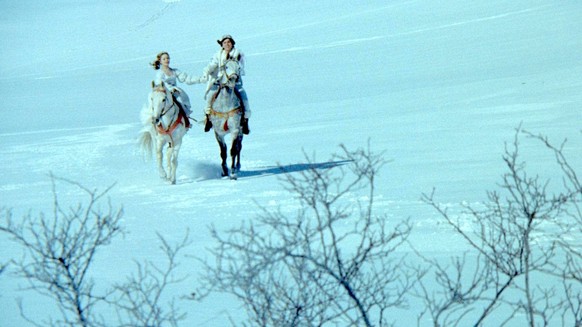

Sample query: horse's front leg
[165,142,175,183]
[168,141,181,185]
[215,133,229,177]
[156,139,167,180]
[230,133,243,175]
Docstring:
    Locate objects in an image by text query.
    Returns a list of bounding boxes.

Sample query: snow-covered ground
[1,1,581,325]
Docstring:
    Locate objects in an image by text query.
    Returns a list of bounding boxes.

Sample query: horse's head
[149,81,175,124]
[217,59,240,89]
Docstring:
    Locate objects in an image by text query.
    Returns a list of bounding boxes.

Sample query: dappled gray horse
[206,59,244,179]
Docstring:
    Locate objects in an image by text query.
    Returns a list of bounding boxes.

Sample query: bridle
[209,83,239,110]
[221,59,239,81]
[151,87,177,122]
[207,82,242,132]
[151,87,183,140]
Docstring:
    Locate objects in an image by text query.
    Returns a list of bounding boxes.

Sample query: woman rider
[151,52,205,128]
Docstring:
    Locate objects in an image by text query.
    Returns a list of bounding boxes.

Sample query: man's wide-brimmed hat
[217,34,236,46]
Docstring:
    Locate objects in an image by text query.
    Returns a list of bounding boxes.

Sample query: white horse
[139,81,188,184]
[206,59,244,179]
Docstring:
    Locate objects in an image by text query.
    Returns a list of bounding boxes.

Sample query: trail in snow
[246,5,552,58]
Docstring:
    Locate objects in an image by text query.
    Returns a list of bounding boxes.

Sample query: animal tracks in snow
[133,2,178,31]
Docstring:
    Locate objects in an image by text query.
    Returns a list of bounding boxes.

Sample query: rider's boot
[183,110,191,128]
[174,98,190,128]
[204,114,213,132]
[242,118,250,135]
[237,93,250,135]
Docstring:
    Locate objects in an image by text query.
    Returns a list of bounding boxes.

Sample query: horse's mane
[153,85,167,93]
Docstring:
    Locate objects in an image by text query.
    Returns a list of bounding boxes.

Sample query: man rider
[202,34,251,134]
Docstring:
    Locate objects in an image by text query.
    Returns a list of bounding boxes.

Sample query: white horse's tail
[138,103,155,159]
[138,127,155,160]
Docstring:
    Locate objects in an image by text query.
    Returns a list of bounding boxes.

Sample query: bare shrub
[0,175,123,326]
[111,232,190,327]
[418,126,582,326]
[201,144,418,326]
[0,174,190,327]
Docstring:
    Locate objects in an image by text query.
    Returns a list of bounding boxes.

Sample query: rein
[156,106,184,135]
[209,84,239,110]
[152,89,185,143]
[158,102,175,120]
[206,81,242,132]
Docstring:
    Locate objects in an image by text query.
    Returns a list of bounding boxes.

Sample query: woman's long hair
[150,51,169,70]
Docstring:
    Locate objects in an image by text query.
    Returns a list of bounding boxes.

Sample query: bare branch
[418,126,582,326]
[201,144,412,326]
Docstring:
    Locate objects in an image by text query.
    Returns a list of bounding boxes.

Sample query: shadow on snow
[238,159,353,179]
[192,160,353,181]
